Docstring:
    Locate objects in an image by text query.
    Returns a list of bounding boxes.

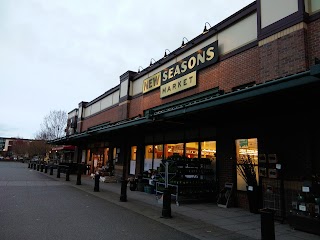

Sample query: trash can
[260,208,275,240]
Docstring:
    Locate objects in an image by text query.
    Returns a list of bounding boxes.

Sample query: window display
[185,142,198,159]
[164,143,184,158]
[236,138,259,191]
[130,146,137,175]
[200,141,216,160]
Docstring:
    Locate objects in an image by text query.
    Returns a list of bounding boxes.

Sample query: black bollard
[94,173,100,192]
[161,188,172,218]
[66,167,70,181]
[76,164,82,185]
[40,164,44,172]
[33,163,36,170]
[28,162,30,168]
[44,165,48,173]
[36,163,40,171]
[50,165,53,175]
[260,208,275,240]
[57,166,60,178]
[120,178,128,202]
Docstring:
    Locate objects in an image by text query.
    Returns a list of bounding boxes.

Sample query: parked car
[31,156,39,162]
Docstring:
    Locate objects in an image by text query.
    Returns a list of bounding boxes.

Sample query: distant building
[0,137,43,159]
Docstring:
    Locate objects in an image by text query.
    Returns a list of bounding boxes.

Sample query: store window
[144,145,153,171]
[113,148,117,161]
[113,147,122,176]
[153,144,163,171]
[200,141,216,160]
[92,150,104,171]
[164,143,184,159]
[114,148,121,165]
[143,144,163,172]
[104,148,109,164]
[86,149,91,164]
[185,142,198,158]
[130,146,137,175]
[81,150,86,163]
[201,141,216,180]
[236,138,259,191]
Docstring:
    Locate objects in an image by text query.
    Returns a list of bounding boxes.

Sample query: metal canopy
[49,64,320,146]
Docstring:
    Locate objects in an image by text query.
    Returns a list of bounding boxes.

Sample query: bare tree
[28,140,51,159]
[11,138,29,157]
[36,110,67,140]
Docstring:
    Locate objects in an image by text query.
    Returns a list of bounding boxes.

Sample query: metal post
[162,161,172,218]
[260,208,275,240]
[50,165,53,175]
[120,178,128,202]
[40,164,44,172]
[57,166,60,178]
[33,163,36,170]
[36,163,40,171]
[94,173,100,192]
[44,165,48,173]
[119,144,128,202]
[28,162,30,168]
[162,188,172,218]
[76,163,82,185]
[165,161,169,188]
[66,167,70,181]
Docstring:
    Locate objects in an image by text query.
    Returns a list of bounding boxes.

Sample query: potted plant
[237,154,260,213]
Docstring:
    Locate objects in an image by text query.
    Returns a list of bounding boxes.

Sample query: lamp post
[162,161,172,218]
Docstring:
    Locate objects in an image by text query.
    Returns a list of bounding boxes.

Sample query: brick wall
[118,102,129,120]
[308,18,320,67]
[129,97,143,118]
[81,106,120,131]
[236,191,249,210]
[260,29,308,82]
[198,47,260,92]
[129,46,261,117]
[86,25,312,134]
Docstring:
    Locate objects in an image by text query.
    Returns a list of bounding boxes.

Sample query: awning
[49,64,320,145]
[51,145,75,151]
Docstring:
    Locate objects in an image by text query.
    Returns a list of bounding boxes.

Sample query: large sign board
[142,41,218,98]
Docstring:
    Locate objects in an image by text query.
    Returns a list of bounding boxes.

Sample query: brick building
[51,0,320,233]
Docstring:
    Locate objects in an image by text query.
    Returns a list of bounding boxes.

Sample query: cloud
[0,0,254,139]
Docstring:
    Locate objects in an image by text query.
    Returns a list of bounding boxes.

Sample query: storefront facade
[52,0,320,229]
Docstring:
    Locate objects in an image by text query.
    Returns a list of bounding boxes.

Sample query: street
[0,161,197,240]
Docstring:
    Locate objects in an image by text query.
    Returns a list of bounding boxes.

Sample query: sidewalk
[39,168,320,240]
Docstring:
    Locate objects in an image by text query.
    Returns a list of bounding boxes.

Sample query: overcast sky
[0,0,254,139]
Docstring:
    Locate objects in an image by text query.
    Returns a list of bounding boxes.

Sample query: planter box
[288,212,320,236]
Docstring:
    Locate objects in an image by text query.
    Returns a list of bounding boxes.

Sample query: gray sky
[0,0,254,139]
